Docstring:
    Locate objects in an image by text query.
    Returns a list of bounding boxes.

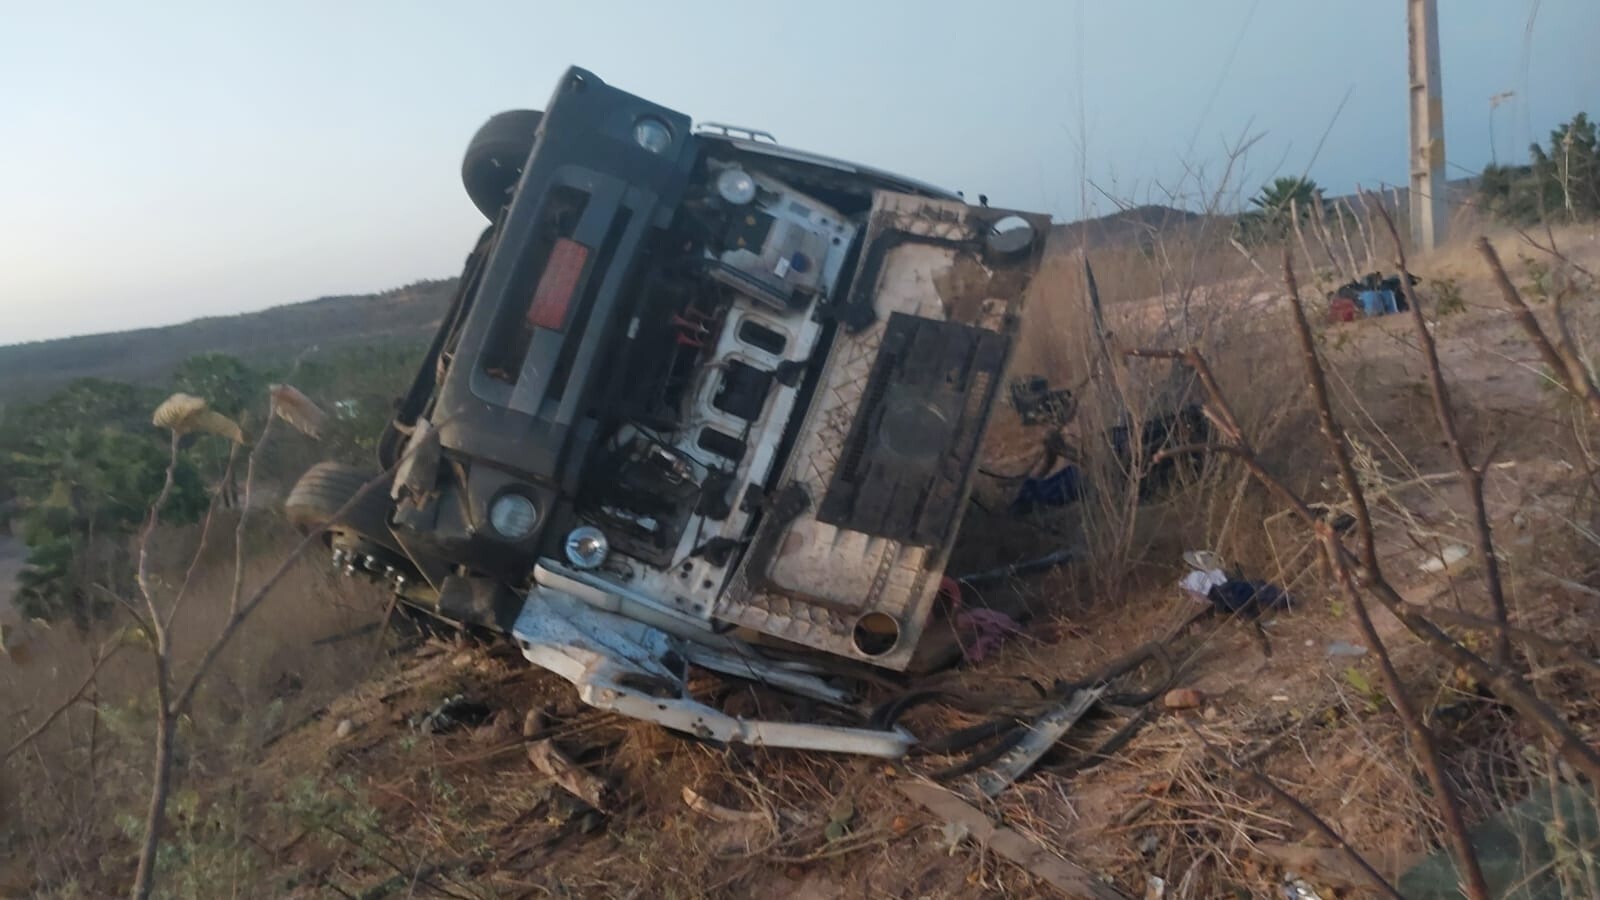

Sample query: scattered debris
[1010,375,1077,425]
[898,782,1133,899]
[957,549,1080,588]
[1177,550,1293,615]
[1162,689,1204,711]
[956,607,1024,663]
[1256,843,1371,893]
[1326,271,1418,322]
[1007,406,1209,515]
[1282,876,1325,900]
[471,709,518,744]
[681,786,767,825]
[1207,579,1292,615]
[333,718,355,739]
[943,575,1027,664]
[1418,543,1470,573]
[416,695,493,735]
[975,685,1107,797]
[521,708,543,740]
[1324,641,1368,658]
[1010,465,1086,514]
[528,739,612,812]
[1179,550,1229,603]
[938,820,970,855]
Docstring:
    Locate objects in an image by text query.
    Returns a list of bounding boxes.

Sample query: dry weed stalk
[1177,718,1404,898]
[1478,236,1600,420]
[1367,196,1514,667]
[1279,246,1490,900]
[1125,243,1600,897]
[118,391,423,900]
[1125,344,1600,783]
[1,637,120,763]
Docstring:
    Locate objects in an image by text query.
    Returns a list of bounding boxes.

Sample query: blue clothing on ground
[1358,289,1398,316]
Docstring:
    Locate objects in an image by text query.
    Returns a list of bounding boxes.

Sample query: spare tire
[462,109,542,220]
[284,461,393,540]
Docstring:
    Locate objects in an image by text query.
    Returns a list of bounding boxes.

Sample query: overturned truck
[286,67,1049,756]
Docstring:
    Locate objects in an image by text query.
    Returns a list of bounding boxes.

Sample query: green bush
[1480,112,1599,224]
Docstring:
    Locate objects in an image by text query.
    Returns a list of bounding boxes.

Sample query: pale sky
[1,0,1594,345]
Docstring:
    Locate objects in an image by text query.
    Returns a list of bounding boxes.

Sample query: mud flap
[717,193,1050,670]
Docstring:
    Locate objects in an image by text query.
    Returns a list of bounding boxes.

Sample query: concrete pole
[1407,0,1447,252]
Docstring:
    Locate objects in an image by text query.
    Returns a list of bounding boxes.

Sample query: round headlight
[565,525,609,569]
[715,167,756,205]
[633,117,672,154]
[488,493,539,540]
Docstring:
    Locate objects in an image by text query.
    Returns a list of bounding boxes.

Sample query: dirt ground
[7,223,1600,898]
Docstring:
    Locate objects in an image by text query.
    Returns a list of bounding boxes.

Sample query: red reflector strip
[527,238,589,331]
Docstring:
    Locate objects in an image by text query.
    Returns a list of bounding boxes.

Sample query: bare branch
[1283,247,1489,900]
[1289,197,1320,280]
[1228,236,1269,277]
[1352,188,1379,272]
[1514,224,1599,282]
[170,432,421,716]
[134,434,181,652]
[2,640,120,762]
[227,414,279,620]
[1478,237,1600,420]
[1419,607,1600,678]
[1371,195,1513,667]
[1135,341,1600,783]
[163,441,242,632]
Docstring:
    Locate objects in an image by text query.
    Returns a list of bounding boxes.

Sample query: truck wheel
[285,462,393,538]
[287,462,423,590]
[462,109,543,220]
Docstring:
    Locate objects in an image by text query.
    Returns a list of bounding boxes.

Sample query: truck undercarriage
[286,67,1050,756]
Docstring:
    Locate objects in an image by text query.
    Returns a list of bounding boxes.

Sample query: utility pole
[1407,0,1447,252]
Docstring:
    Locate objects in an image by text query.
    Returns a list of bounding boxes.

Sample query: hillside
[0,279,457,402]
[0,189,1468,405]
[1048,203,1218,252]
[0,205,1178,402]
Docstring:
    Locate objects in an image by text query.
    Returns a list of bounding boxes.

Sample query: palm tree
[1236,177,1326,244]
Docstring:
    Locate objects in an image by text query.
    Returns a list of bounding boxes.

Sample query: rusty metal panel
[716,192,1049,671]
[815,313,1008,546]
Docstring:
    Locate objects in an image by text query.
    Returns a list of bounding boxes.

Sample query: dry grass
[0,512,393,895]
[6,220,1600,898]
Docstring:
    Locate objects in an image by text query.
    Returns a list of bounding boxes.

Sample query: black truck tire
[462,109,543,220]
[284,462,392,539]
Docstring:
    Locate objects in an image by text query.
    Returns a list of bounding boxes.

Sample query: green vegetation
[0,340,424,626]
[0,379,208,625]
[1479,112,1599,224]
[1235,176,1327,244]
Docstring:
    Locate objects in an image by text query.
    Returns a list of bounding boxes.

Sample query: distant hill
[0,203,1281,405]
[1048,204,1220,253]
[0,280,457,402]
